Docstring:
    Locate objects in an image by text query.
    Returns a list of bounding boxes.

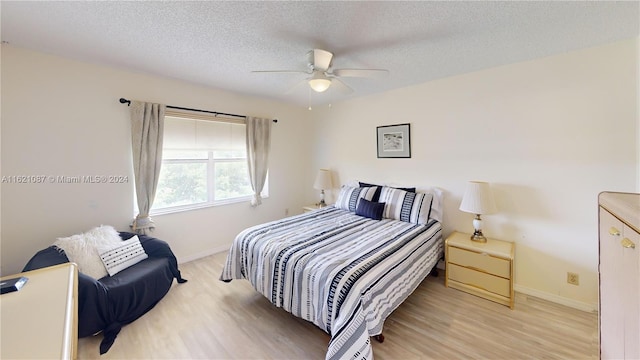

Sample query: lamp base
[318,189,326,207]
[469,214,488,242]
[470,230,487,243]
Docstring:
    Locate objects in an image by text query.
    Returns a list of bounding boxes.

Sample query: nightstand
[445,231,515,309]
[303,204,327,212]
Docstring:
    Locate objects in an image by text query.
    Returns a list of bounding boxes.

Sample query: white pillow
[54,225,123,279]
[98,236,148,276]
[379,186,434,225]
[422,186,443,222]
[334,185,378,212]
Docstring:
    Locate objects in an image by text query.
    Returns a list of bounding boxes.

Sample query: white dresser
[0,263,78,359]
[599,192,640,360]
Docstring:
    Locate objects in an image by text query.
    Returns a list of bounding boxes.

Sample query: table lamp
[313,169,332,207]
[459,181,497,242]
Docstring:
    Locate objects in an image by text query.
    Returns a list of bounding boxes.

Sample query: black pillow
[355,198,385,221]
[359,182,416,202]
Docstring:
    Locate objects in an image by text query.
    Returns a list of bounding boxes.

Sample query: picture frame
[376,123,411,158]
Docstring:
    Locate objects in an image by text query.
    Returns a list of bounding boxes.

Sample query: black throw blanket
[22,232,187,354]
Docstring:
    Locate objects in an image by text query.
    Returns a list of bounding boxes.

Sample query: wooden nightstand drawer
[445,231,515,309]
[448,263,510,297]
[448,246,510,278]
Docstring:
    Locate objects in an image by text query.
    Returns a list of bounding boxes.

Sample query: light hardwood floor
[78,252,598,359]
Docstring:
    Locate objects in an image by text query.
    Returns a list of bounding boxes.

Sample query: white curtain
[130,101,165,234]
[245,116,272,207]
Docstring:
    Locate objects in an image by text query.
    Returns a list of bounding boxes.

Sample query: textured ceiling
[2,1,638,107]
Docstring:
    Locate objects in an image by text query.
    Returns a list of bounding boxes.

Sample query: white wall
[310,38,639,311]
[2,39,638,311]
[637,37,640,183]
[1,45,315,275]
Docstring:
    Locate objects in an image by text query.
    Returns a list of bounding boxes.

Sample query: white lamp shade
[309,78,331,92]
[313,169,333,190]
[308,71,332,92]
[459,181,497,215]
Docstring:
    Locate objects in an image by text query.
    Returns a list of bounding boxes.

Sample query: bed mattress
[220,206,443,360]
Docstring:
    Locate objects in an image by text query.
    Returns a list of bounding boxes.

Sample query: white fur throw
[54,225,123,279]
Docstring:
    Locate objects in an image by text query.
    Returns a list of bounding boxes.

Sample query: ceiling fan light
[308,78,331,92]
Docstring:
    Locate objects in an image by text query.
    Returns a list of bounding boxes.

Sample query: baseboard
[178,245,229,264]
[514,284,598,313]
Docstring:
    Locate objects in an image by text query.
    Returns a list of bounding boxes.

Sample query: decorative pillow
[359,181,416,202]
[335,185,378,212]
[379,186,434,224]
[97,235,148,276]
[53,225,123,279]
[355,198,385,220]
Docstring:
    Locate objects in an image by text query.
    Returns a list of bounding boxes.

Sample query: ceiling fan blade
[310,49,333,71]
[284,79,309,95]
[332,68,389,78]
[252,70,309,74]
[329,77,354,94]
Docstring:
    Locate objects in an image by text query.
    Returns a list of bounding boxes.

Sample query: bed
[220,185,444,360]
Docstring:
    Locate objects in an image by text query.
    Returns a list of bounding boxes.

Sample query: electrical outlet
[567,272,579,286]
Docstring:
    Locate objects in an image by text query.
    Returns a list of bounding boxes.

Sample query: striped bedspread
[220,206,443,360]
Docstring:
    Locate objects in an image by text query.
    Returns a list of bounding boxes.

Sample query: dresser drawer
[448,263,511,297]
[448,246,510,278]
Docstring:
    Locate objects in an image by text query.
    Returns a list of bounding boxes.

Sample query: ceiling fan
[252,49,389,93]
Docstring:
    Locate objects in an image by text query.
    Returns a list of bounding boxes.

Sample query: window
[151,112,267,214]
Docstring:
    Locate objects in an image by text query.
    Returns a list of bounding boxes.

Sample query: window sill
[149,195,269,216]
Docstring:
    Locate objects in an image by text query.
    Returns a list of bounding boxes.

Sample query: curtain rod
[119,98,277,123]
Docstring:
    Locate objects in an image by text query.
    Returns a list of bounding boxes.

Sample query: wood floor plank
[77,252,598,359]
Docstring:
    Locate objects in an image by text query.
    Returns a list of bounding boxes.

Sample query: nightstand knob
[609,227,621,236]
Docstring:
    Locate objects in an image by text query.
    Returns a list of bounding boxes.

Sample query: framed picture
[377,123,411,158]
